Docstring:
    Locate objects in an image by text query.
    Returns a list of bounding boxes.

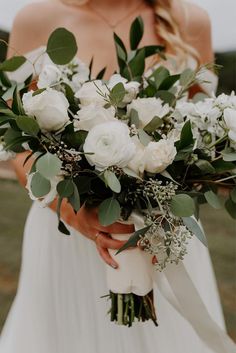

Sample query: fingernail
[111,264,118,269]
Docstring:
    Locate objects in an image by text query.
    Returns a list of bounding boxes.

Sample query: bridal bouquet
[0,17,235,327]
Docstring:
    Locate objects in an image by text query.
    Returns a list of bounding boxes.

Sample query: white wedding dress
[0,48,235,353]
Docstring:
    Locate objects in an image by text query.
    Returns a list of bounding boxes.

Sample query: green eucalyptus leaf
[148,66,169,89]
[68,183,81,212]
[104,170,121,193]
[98,198,121,226]
[110,82,126,104]
[57,179,74,198]
[141,45,165,59]
[30,172,51,198]
[204,190,223,209]
[159,74,180,90]
[130,16,144,50]
[58,220,71,235]
[170,194,195,217]
[16,116,40,136]
[144,116,163,133]
[138,129,152,146]
[116,225,151,254]
[155,90,176,105]
[63,130,88,148]
[0,56,26,72]
[225,198,236,219]
[36,152,62,179]
[129,108,140,128]
[127,48,145,78]
[12,87,25,115]
[96,67,107,80]
[180,68,196,87]
[176,120,193,151]
[222,151,236,162]
[230,188,236,203]
[182,217,208,247]
[123,167,141,179]
[195,160,215,174]
[0,71,12,87]
[47,28,78,65]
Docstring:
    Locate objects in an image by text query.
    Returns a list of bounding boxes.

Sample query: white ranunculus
[83,121,136,170]
[22,89,70,132]
[127,136,145,175]
[75,80,108,106]
[224,108,236,142]
[0,144,16,161]
[108,74,140,104]
[127,97,170,128]
[37,64,62,89]
[74,104,116,131]
[26,173,63,207]
[142,139,177,174]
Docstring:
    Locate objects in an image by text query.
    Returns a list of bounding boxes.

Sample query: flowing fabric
[0,202,229,353]
[1,48,234,353]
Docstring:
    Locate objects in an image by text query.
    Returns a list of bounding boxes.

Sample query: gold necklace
[88,1,145,30]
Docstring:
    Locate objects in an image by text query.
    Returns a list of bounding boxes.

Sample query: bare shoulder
[172,0,213,64]
[8,1,66,56]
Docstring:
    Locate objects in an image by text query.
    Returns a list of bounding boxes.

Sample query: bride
[0,0,234,352]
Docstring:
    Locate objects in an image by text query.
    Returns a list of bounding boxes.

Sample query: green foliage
[129,16,144,50]
[170,194,195,217]
[46,28,78,65]
[36,152,62,180]
[16,116,40,136]
[109,82,126,105]
[204,190,223,209]
[0,56,26,72]
[57,179,74,198]
[104,170,121,193]
[98,198,121,226]
[182,217,208,247]
[116,225,151,254]
[30,172,51,198]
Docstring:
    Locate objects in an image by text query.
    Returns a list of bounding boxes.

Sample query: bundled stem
[105,290,158,327]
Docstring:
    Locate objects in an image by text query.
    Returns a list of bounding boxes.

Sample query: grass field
[0,178,235,340]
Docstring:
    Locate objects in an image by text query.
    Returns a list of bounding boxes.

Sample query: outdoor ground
[0,178,235,340]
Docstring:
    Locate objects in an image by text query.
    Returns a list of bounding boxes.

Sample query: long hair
[59,0,200,68]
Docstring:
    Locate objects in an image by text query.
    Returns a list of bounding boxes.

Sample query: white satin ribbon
[132,212,236,353]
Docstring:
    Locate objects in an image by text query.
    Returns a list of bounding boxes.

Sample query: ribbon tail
[154,262,236,353]
[131,212,236,353]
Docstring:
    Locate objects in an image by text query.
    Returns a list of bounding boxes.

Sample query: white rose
[74,104,116,131]
[142,139,177,173]
[127,97,170,128]
[127,136,145,175]
[26,173,63,207]
[22,89,70,132]
[0,144,16,161]
[108,74,140,104]
[224,108,236,141]
[75,80,108,106]
[37,64,62,89]
[83,121,136,170]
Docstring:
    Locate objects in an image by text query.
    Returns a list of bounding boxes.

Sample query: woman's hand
[50,199,135,269]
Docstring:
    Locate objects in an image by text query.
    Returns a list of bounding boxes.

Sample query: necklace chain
[88,1,145,30]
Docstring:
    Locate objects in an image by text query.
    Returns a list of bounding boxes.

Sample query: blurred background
[0,0,236,341]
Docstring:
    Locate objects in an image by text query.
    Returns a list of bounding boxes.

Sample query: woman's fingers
[152,256,158,265]
[97,245,119,269]
[96,232,126,250]
[96,222,135,235]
